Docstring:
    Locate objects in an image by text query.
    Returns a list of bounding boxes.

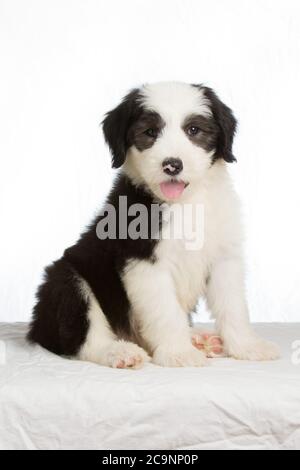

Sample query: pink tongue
[160,181,185,199]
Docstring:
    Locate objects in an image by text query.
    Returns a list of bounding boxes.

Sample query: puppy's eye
[187,126,200,136]
[144,128,158,138]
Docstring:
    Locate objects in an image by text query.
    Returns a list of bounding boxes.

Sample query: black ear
[201,86,237,163]
[102,88,141,168]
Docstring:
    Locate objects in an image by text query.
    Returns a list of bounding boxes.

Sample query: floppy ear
[201,86,237,163]
[102,88,141,169]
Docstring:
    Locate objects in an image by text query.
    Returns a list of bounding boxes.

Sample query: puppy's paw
[191,329,224,358]
[153,345,207,367]
[225,336,280,361]
[105,341,150,369]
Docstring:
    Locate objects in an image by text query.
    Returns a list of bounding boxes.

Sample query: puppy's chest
[155,208,216,312]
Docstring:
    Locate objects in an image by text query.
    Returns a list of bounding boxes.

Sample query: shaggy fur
[28,81,279,368]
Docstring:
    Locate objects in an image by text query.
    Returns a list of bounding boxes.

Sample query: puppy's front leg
[122,260,207,367]
[206,257,280,361]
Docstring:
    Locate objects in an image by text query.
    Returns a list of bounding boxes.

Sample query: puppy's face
[103,82,237,202]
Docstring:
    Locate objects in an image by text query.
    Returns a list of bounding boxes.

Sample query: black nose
[162,158,183,176]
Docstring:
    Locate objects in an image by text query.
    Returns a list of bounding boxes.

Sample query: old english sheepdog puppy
[28,82,279,368]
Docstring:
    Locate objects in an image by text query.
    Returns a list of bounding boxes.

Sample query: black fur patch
[28,175,161,354]
[182,113,219,152]
[192,85,237,163]
[128,110,165,151]
[102,89,143,168]
[28,259,89,355]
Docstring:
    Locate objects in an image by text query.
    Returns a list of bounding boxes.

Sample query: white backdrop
[0,0,300,322]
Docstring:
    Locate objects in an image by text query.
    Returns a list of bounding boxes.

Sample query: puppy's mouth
[159,179,189,199]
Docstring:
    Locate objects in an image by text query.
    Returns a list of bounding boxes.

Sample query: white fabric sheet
[0,323,300,450]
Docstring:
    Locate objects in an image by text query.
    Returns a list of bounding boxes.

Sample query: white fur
[142,82,212,121]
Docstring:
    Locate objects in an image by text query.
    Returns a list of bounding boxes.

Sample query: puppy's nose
[162,158,183,176]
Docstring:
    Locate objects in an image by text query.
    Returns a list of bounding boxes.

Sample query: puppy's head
[102,82,237,201]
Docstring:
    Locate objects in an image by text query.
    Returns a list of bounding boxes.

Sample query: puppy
[28,82,279,368]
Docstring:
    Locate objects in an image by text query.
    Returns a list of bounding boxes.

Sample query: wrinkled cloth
[0,323,299,450]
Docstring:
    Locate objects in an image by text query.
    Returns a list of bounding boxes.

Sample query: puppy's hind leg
[78,283,150,369]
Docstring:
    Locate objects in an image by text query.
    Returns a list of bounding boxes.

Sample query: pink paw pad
[192,333,224,358]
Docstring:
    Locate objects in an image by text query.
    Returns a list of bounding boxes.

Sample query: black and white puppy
[28,82,279,368]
